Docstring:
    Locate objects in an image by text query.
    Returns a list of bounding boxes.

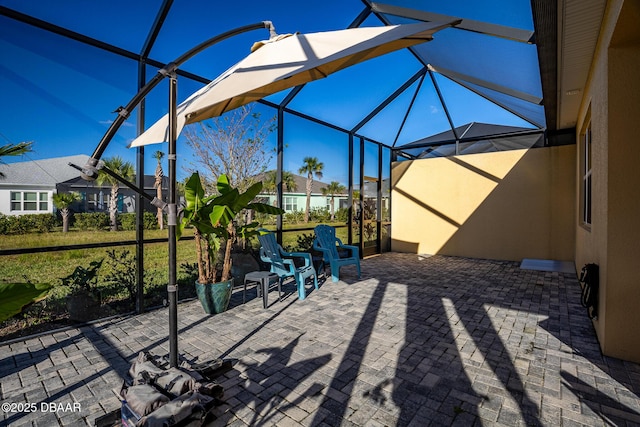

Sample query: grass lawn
[0,222,355,341]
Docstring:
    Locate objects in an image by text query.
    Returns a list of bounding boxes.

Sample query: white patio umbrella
[129,21,457,148]
[113,20,457,368]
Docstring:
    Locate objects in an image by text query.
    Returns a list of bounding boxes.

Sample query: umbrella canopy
[129,21,456,148]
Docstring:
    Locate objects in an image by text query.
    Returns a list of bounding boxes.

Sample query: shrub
[284,210,304,224]
[24,214,57,233]
[335,207,349,223]
[119,212,159,231]
[0,214,12,234]
[310,207,330,223]
[102,249,136,305]
[0,213,56,234]
[255,211,277,226]
[74,212,109,231]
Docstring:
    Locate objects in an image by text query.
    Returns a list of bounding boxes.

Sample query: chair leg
[313,272,318,290]
[331,265,340,282]
[296,274,306,301]
[243,279,248,304]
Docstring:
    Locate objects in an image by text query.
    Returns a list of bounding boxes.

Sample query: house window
[10,192,21,211]
[23,192,37,210]
[39,193,48,211]
[284,196,297,212]
[84,192,97,211]
[10,191,49,211]
[580,115,592,228]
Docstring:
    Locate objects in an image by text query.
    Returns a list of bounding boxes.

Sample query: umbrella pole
[168,73,179,367]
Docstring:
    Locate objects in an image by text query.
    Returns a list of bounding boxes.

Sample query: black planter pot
[66,290,100,323]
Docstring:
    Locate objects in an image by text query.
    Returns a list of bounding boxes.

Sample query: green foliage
[119,212,159,231]
[102,250,137,304]
[289,233,315,252]
[255,211,277,225]
[310,207,330,223]
[284,210,305,224]
[52,192,80,209]
[178,262,198,286]
[27,214,58,232]
[179,172,284,283]
[0,142,33,178]
[0,234,198,338]
[74,212,109,230]
[0,282,52,322]
[0,213,57,235]
[335,207,349,223]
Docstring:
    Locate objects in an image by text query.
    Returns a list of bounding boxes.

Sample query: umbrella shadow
[227,334,331,426]
[308,254,546,426]
[561,371,640,425]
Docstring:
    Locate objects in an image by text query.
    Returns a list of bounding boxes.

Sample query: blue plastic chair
[313,224,361,282]
[257,230,318,301]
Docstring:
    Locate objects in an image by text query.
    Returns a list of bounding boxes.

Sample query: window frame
[9,191,50,212]
[580,110,592,230]
[283,196,298,212]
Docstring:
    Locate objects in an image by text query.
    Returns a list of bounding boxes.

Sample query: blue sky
[0,0,541,185]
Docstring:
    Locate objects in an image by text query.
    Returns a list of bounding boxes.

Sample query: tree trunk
[61,208,70,232]
[109,185,118,231]
[195,229,205,283]
[155,172,164,230]
[221,223,235,282]
[156,185,164,230]
[305,173,312,223]
[330,196,335,221]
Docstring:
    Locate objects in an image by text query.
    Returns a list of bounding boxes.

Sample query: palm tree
[298,157,324,223]
[0,142,32,178]
[53,192,80,232]
[153,151,165,230]
[322,181,346,221]
[96,156,134,231]
[263,170,298,195]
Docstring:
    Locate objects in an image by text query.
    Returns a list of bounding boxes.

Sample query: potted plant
[62,260,103,322]
[178,172,283,314]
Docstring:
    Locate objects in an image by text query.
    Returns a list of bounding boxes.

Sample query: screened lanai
[6,2,640,426]
[0,0,571,330]
[0,0,556,258]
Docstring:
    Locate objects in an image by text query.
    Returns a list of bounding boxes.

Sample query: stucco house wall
[574,0,640,362]
[391,145,576,262]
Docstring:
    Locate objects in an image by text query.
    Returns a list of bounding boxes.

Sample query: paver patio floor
[2,253,640,426]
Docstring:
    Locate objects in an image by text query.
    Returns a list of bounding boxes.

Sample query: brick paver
[1,253,639,426]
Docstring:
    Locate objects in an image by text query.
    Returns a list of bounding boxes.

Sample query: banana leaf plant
[178,172,284,284]
[0,282,52,323]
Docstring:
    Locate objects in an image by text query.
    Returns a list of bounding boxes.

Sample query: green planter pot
[195,279,233,314]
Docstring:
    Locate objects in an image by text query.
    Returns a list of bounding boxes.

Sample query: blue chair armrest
[282,250,312,268]
[259,247,269,263]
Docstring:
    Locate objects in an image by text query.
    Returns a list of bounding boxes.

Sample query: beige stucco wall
[391,145,575,262]
[575,0,640,362]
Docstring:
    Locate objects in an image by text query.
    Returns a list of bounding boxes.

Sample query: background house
[256,172,349,214]
[0,154,167,216]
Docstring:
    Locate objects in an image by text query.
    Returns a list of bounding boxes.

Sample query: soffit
[557,0,606,129]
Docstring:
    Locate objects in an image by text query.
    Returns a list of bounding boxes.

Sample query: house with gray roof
[0,155,167,216]
[255,171,349,214]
